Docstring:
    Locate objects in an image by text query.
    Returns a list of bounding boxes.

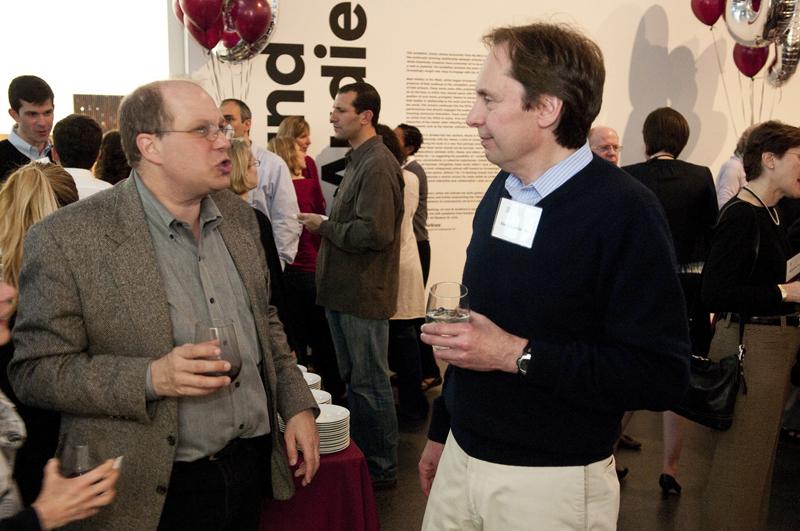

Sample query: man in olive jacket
[10,80,319,531]
[299,82,403,487]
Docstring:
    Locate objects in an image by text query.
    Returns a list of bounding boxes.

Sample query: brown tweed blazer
[9,177,318,530]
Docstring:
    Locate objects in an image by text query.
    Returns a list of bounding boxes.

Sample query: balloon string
[245,60,253,101]
[750,78,755,126]
[711,26,740,137]
[736,72,748,128]
[210,53,223,103]
[758,75,766,123]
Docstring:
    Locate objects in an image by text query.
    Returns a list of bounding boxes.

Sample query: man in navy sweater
[418,23,690,530]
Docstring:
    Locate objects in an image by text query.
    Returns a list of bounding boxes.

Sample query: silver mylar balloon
[725,0,796,47]
[215,0,279,64]
[768,13,800,86]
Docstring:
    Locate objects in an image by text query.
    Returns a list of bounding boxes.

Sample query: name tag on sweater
[491,198,541,248]
[787,252,800,282]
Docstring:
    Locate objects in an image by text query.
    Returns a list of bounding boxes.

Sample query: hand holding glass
[57,438,98,478]
[194,321,242,381]
[426,282,469,349]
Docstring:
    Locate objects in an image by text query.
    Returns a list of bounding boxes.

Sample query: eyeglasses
[249,159,261,167]
[151,123,235,142]
[598,144,623,153]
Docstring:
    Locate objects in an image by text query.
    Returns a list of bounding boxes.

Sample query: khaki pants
[422,432,619,531]
[700,317,800,531]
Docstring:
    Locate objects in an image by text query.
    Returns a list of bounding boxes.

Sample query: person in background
[1,76,54,182]
[52,114,110,199]
[298,82,404,489]
[228,138,297,359]
[623,107,717,496]
[394,123,441,394]
[221,98,301,269]
[418,23,689,530]
[588,124,641,475]
[377,124,428,424]
[588,125,623,166]
[94,130,131,185]
[701,120,800,531]
[0,163,77,505]
[716,125,756,208]
[277,116,319,182]
[267,135,345,404]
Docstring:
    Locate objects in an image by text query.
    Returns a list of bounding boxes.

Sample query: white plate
[303,372,322,389]
[311,389,332,405]
[316,404,349,424]
[297,364,308,373]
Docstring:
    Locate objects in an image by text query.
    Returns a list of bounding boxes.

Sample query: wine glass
[426,282,469,350]
[194,320,242,381]
[57,436,98,478]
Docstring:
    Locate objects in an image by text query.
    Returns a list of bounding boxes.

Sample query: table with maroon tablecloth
[259,441,380,531]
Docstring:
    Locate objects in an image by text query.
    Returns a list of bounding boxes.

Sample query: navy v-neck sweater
[429,156,691,466]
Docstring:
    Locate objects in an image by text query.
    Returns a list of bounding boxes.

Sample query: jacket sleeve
[8,224,152,422]
[317,166,400,253]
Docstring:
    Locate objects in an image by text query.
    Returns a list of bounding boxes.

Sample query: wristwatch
[516,342,533,376]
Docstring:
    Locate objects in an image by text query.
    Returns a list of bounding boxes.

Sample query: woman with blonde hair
[0,162,78,507]
[267,136,344,402]
[277,116,318,181]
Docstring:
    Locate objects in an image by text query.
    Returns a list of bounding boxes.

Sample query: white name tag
[490,198,542,248]
[786,252,800,282]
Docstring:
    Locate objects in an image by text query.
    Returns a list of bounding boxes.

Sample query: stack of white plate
[297,364,308,373]
[303,372,322,390]
[317,404,350,454]
[277,404,350,455]
[311,389,332,405]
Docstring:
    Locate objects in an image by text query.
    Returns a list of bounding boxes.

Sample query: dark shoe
[420,376,443,392]
[616,467,629,480]
[618,434,642,450]
[659,474,681,496]
[372,477,397,491]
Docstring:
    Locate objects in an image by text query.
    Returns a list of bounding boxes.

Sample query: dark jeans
[157,435,272,531]
[417,239,431,287]
[388,319,429,419]
[283,270,345,400]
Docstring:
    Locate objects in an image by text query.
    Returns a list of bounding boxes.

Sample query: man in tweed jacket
[9,80,319,531]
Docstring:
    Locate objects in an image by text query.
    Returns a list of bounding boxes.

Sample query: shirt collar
[133,170,222,231]
[8,127,51,160]
[504,142,593,204]
[346,135,382,166]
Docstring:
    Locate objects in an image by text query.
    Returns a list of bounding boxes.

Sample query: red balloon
[733,43,770,78]
[221,30,241,49]
[179,0,223,32]
[230,0,272,44]
[186,17,222,51]
[173,0,185,25]
[691,0,725,26]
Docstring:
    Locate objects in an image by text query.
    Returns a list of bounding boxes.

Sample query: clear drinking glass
[194,320,242,381]
[57,436,98,478]
[426,282,470,326]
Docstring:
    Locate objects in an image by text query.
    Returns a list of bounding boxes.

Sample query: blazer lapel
[104,178,174,357]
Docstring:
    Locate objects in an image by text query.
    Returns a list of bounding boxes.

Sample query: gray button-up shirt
[134,174,270,462]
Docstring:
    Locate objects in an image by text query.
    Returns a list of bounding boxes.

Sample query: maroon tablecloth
[260,442,380,531]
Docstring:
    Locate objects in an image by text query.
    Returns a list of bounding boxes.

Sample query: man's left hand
[420,310,527,373]
[284,409,320,486]
[297,213,323,234]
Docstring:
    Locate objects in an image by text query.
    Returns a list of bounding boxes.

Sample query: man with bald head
[10,80,319,531]
[589,125,622,165]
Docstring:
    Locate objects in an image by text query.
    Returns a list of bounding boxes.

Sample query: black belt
[721,313,800,327]
[176,433,271,467]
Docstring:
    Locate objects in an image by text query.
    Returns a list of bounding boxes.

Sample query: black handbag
[673,320,747,431]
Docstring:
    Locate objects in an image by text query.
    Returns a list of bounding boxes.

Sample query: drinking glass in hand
[194,321,242,381]
[426,282,469,350]
[58,438,97,478]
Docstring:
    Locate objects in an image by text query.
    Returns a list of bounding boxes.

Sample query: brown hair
[643,107,690,158]
[118,81,174,167]
[743,121,800,181]
[267,137,303,176]
[484,23,605,149]
[277,116,310,140]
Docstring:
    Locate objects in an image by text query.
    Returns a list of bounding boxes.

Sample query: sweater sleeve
[526,191,691,413]
[0,508,43,531]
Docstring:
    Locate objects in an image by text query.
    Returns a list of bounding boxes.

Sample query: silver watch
[516,343,533,376]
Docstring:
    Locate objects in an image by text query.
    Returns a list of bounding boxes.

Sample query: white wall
[0,0,170,131]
